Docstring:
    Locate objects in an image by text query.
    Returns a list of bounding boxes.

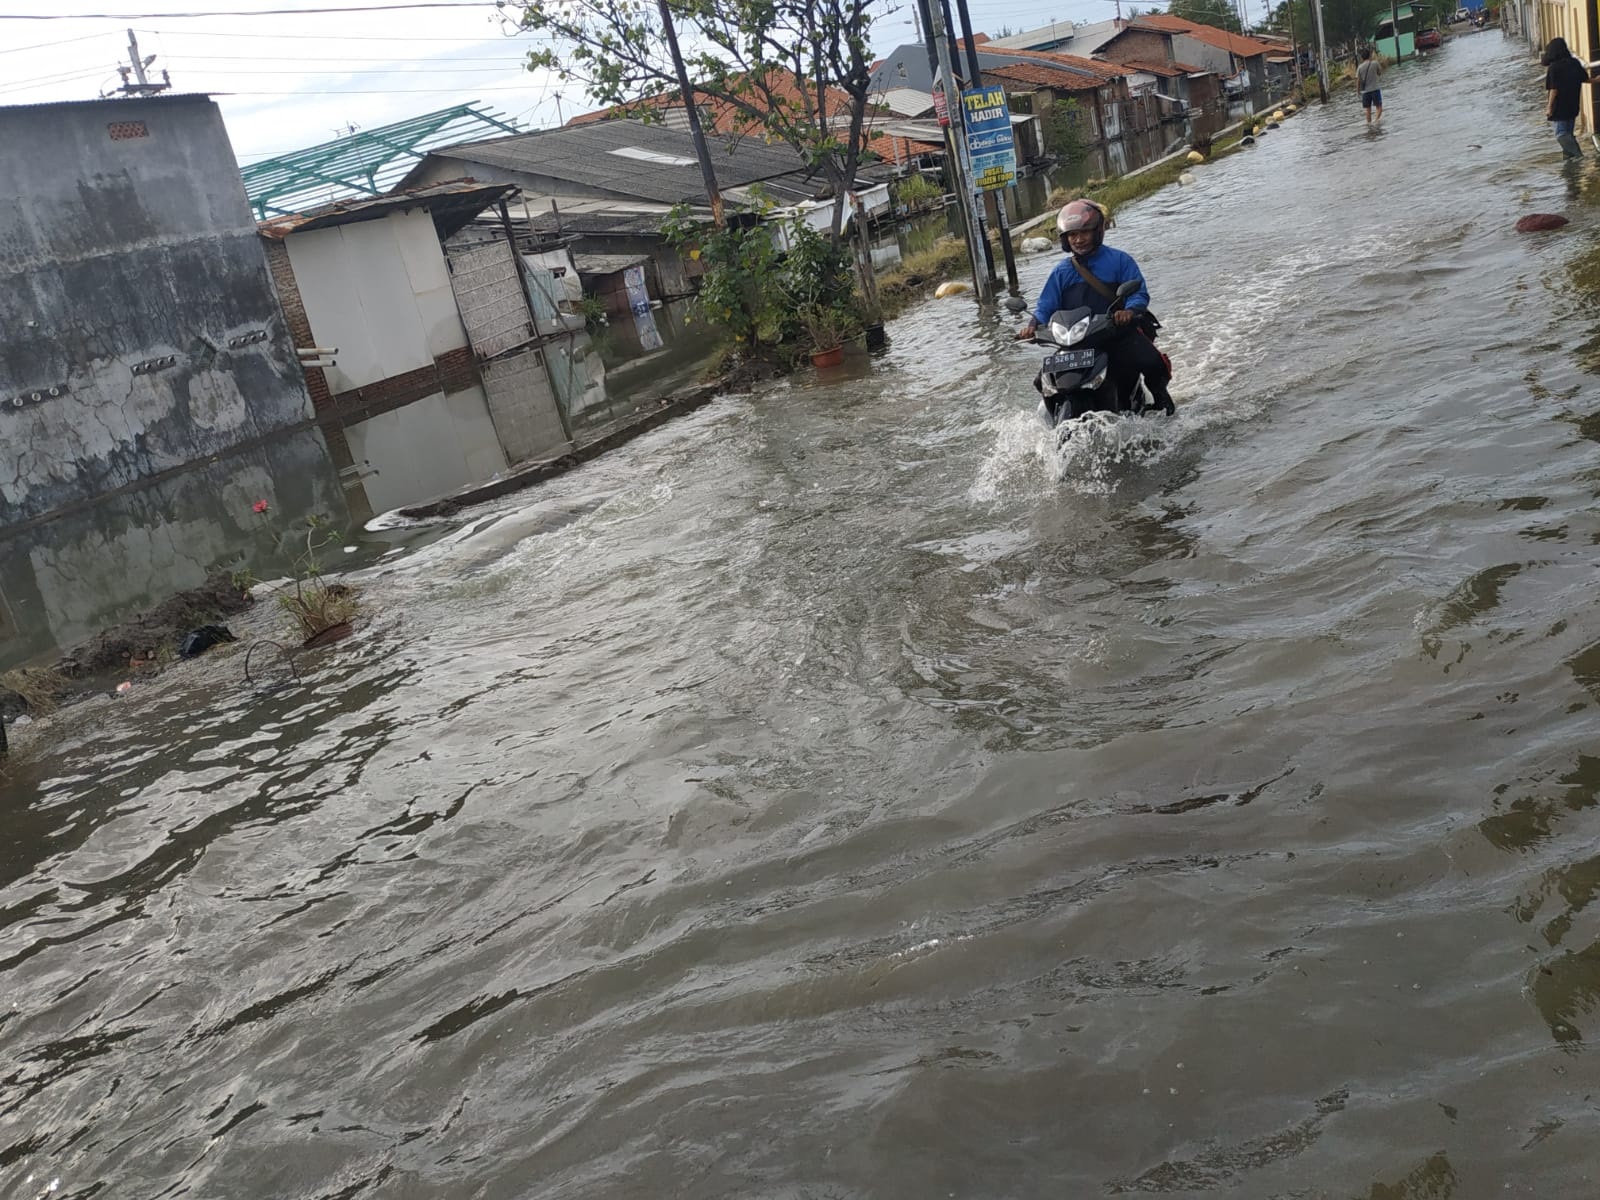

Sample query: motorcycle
[1026,278,1173,433]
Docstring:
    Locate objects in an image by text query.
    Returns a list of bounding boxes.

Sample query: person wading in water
[1358,46,1384,125]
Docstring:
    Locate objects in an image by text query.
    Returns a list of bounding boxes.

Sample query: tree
[517,0,878,246]
[1167,0,1243,32]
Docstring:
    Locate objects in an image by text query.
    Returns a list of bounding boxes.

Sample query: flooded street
[9,33,1600,1196]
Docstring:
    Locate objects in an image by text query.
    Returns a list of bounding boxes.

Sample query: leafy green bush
[895,173,945,208]
[1047,98,1088,162]
[662,204,855,353]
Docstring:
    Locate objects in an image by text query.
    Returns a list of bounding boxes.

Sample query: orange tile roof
[1128,14,1281,57]
[986,62,1112,94]
[1119,58,1185,76]
[566,69,858,132]
[986,46,1133,81]
[866,130,943,161]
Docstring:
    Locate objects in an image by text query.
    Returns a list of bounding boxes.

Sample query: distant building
[259,182,580,520]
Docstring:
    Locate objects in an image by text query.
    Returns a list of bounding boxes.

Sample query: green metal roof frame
[241,102,522,219]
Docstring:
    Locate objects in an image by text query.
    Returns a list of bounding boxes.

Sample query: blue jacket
[1032,245,1150,324]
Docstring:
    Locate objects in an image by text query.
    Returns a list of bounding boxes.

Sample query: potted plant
[855,297,888,352]
[800,302,858,368]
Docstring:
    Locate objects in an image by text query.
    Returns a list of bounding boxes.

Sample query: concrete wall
[0,95,317,526]
[0,428,346,669]
[282,209,468,392]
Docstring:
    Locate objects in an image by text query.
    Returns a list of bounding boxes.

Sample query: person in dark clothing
[1016,199,1175,414]
[1542,36,1598,158]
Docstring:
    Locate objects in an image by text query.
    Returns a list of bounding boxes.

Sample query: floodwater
[6,33,1600,1197]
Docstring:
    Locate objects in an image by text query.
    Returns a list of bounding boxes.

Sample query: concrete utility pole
[657,0,725,227]
[924,0,994,302]
[952,0,1021,296]
[1389,0,1406,60]
[117,29,171,96]
[914,0,983,298]
[1312,0,1332,101]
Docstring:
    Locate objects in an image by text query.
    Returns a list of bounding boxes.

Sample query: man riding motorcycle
[1015,199,1175,415]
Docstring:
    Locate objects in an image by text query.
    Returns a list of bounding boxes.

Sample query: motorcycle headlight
[1048,315,1091,345]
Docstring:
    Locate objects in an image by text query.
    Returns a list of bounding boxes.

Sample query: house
[870,41,1160,148]
[1099,15,1284,97]
[398,118,834,211]
[397,119,895,321]
[0,93,349,666]
[259,181,591,519]
[1374,3,1427,59]
[979,47,1158,140]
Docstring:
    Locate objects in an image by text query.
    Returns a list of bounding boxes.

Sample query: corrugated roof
[1128,15,1281,57]
[877,86,936,116]
[427,119,818,206]
[573,252,652,275]
[982,16,1125,53]
[258,179,517,240]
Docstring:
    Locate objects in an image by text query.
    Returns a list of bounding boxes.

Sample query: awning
[573,252,651,276]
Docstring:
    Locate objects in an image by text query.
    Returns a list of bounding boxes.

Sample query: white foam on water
[971,236,1366,504]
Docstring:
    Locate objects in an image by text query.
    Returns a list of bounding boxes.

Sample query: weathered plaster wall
[0,427,347,670]
[0,94,315,525]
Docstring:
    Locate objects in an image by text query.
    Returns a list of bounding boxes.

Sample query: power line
[217,84,551,93]
[0,31,115,54]
[161,52,533,60]
[164,63,536,72]
[140,26,545,39]
[0,2,499,19]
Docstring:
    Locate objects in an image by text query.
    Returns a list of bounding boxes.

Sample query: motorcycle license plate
[1044,349,1096,373]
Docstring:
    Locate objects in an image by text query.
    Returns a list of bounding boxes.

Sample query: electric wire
[1,3,502,19]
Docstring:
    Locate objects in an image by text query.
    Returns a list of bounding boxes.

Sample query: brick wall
[326,346,476,422]
[1100,29,1175,65]
[262,238,332,410]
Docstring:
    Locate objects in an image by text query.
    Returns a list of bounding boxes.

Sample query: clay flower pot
[302,620,354,649]
[809,344,845,368]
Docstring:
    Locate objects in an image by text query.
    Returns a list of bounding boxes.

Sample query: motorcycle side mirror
[1115,279,1142,299]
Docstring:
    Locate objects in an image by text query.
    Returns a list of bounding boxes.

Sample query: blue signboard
[961,85,1016,192]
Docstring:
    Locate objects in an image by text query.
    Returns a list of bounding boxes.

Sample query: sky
[0,0,1160,165]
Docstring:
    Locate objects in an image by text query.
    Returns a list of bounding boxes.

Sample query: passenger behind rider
[1015,199,1175,414]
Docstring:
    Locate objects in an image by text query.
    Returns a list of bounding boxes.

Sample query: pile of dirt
[51,573,254,679]
[2,573,255,730]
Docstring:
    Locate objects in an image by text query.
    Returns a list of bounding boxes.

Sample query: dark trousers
[1113,327,1173,409]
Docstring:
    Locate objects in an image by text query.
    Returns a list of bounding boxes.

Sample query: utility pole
[952,0,1021,296]
[1287,2,1302,88]
[657,0,725,227]
[1312,0,1331,101]
[116,29,171,96]
[913,0,976,280]
[939,0,997,288]
[1389,0,1406,60]
[923,0,993,302]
